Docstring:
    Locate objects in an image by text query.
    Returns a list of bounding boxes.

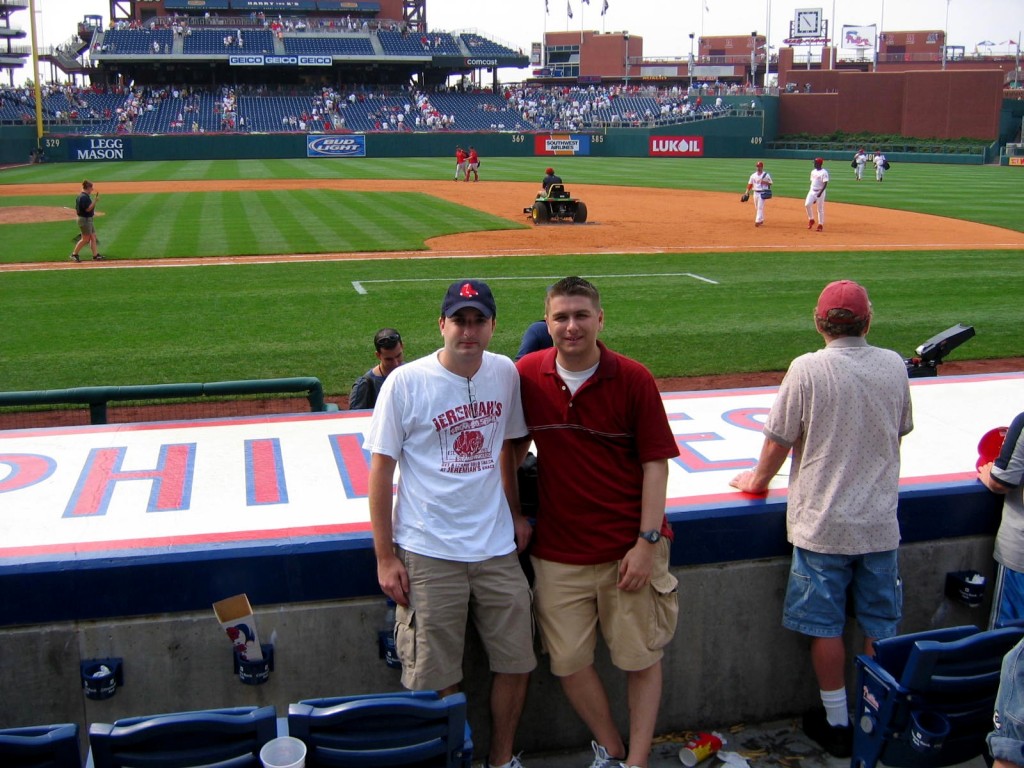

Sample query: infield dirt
[2,179,1024,270]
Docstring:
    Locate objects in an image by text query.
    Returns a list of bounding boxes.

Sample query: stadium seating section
[1,19,736,135]
[2,84,733,134]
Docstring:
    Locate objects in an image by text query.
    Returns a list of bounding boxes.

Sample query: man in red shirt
[466,146,480,182]
[515,276,679,768]
[454,145,467,181]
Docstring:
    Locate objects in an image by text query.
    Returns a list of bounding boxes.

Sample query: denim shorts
[782,547,902,639]
[988,637,1024,765]
[991,564,1024,629]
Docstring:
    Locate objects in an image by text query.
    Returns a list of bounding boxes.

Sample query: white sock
[821,688,849,727]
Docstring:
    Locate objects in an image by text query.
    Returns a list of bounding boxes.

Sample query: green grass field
[1,157,1022,397]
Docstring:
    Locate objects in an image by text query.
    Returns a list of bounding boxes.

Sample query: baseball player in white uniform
[873,151,887,182]
[746,161,773,227]
[805,157,829,232]
[853,149,868,181]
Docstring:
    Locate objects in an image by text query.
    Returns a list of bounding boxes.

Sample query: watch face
[641,530,661,543]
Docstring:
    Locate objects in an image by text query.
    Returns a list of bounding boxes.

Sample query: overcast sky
[26,0,1023,66]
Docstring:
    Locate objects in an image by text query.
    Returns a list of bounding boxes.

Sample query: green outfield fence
[0,377,334,430]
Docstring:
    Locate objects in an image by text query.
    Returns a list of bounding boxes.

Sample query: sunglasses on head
[375,334,401,350]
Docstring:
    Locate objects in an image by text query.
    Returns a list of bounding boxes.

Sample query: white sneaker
[587,741,626,768]
[488,754,525,768]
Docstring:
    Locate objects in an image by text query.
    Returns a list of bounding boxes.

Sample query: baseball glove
[760,189,773,199]
[740,193,750,203]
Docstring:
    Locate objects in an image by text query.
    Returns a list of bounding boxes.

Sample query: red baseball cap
[545,167,554,175]
[815,280,870,323]
[814,157,824,166]
[977,426,1008,470]
[756,161,763,168]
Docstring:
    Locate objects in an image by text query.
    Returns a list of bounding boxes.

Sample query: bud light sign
[307,135,366,158]
[649,136,704,157]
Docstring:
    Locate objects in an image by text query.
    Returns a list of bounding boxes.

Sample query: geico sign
[649,137,704,156]
[229,55,266,65]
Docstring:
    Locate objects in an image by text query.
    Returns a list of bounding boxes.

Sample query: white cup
[260,736,307,768]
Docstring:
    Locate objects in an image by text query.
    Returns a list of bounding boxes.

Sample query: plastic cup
[679,733,723,766]
[260,736,307,768]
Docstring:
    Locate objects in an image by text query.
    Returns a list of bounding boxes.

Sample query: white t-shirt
[364,349,528,561]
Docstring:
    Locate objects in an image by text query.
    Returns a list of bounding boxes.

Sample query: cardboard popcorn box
[213,593,263,661]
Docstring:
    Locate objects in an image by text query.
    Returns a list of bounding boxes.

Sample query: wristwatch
[638,529,661,544]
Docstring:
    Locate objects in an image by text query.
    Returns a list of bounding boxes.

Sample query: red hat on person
[815,280,870,323]
[545,167,554,175]
[756,161,764,168]
[814,157,824,167]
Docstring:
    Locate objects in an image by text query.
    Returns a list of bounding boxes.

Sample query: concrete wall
[1,534,998,761]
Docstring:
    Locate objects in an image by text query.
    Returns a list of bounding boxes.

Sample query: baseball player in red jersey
[466,146,479,182]
[454,146,467,181]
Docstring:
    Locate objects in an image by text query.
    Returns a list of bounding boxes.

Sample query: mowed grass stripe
[289,189,354,251]
[337,193,423,250]
[4,249,1024,394]
[109,192,181,258]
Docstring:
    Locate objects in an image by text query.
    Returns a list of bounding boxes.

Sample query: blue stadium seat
[101,29,173,55]
[283,36,375,56]
[851,624,1024,768]
[88,705,276,768]
[0,723,81,768]
[288,691,472,768]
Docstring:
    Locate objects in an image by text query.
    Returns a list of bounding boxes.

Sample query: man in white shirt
[804,157,829,232]
[731,280,913,758]
[365,280,535,768]
[745,161,773,227]
[873,151,888,182]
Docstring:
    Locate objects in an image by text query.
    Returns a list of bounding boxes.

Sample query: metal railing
[0,377,333,428]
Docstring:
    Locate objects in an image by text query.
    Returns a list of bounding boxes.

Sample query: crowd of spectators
[0,81,749,134]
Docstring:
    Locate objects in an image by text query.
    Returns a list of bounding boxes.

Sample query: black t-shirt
[75,191,94,218]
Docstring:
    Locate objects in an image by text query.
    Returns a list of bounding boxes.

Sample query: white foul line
[351,272,718,294]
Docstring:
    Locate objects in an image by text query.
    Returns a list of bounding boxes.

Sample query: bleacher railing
[0,377,333,430]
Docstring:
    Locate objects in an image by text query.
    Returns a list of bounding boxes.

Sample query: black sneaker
[802,707,853,758]
[69,253,80,262]
[93,254,105,261]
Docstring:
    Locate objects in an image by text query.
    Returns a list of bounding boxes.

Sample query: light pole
[942,0,951,70]
[689,32,695,90]
[750,31,757,89]
[624,32,630,87]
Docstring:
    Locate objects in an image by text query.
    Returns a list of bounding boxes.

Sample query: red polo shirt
[516,342,679,565]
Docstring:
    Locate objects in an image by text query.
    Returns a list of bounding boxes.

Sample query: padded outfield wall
[1,103,775,165]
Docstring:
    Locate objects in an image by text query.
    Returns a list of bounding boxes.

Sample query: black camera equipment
[904,323,975,378]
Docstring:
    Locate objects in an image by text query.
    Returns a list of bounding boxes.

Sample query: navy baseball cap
[442,280,496,318]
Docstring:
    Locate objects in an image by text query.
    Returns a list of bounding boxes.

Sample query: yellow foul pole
[28,0,44,148]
